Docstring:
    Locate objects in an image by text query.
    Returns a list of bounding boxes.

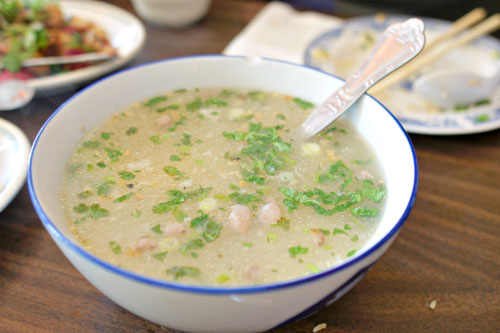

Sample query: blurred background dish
[304,15,500,135]
[131,0,212,27]
[21,0,145,92]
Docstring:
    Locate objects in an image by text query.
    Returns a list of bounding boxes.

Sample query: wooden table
[1,1,499,332]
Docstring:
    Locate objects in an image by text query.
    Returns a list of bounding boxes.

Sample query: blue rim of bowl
[303,15,500,136]
[28,54,419,295]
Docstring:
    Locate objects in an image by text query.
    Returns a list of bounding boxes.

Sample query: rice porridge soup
[62,88,386,286]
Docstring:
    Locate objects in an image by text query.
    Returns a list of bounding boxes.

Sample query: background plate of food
[0,0,146,92]
[304,15,500,135]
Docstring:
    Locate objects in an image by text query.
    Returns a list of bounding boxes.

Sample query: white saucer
[0,118,30,213]
[304,15,500,135]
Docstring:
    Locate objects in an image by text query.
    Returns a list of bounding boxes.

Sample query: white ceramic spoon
[299,18,426,138]
[413,68,500,109]
[0,80,36,111]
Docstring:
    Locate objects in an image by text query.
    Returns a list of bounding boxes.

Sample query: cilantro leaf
[126,127,138,135]
[223,123,292,183]
[271,217,290,230]
[152,251,168,261]
[359,180,386,203]
[205,97,228,107]
[101,132,113,140]
[153,190,187,213]
[73,203,109,220]
[333,227,348,235]
[316,160,352,191]
[105,148,123,161]
[288,245,309,258]
[151,224,163,235]
[83,140,100,149]
[247,91,267,100]
[150,135,160,144]
[97,179,115,196]
[118,171,135,180]
[77,190,93,199]
[320,127,347,136]
[144,95,167,107]
[186,98,202,111]
[293,97,314,109]
[179,239,205,254]
[170,155,181,161]
[114,192,135,203]
[229,192,260,205]
[163,165,181,177]
[157,104,179,112]
[166,266,200,280]
[351,207,378,217]
[73,203,88,214]
[190,214,222,243]
[229,184,240,191]
[108,241,121,254]
[153,188,211,214]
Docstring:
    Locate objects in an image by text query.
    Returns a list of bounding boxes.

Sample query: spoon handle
[300,18,425,138]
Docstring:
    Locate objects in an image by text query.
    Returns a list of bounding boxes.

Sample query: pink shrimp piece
[311,229,325,247]
[130,236,156,252]
[163,222,185,236]
[357,170,373,180]
[157,115,172,128]
[245,264,261,280]
[257,200,281,225]
[229,204,252,233]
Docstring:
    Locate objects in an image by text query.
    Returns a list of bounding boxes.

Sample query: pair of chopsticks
[369,8,500,95]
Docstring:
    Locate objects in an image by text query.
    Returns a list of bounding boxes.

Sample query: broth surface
[62,88,386,285]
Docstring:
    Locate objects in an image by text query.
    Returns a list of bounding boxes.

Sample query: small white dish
[0,118,30,213]
[304,15,500,135]
[27,0,146,92]
[131,0,211,27]
[0,80,36,111]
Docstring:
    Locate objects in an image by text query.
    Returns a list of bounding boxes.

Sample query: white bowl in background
[131,0,211,27]
[28,55,418,332]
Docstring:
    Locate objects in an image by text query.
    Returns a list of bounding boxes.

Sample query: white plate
[0,118,30,213]
[28,0,146,91]
[304,15,500,135]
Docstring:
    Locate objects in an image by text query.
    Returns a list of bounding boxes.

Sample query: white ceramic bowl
[131,0,211,27]
[28,56,418,332]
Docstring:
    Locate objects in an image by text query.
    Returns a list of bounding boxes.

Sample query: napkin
[223,1,343,64]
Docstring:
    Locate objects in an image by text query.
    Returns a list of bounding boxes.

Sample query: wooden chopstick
[369,10,499,95]
[424,7,486,50]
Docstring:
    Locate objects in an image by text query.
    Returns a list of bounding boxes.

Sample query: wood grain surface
[1,1,499,332]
